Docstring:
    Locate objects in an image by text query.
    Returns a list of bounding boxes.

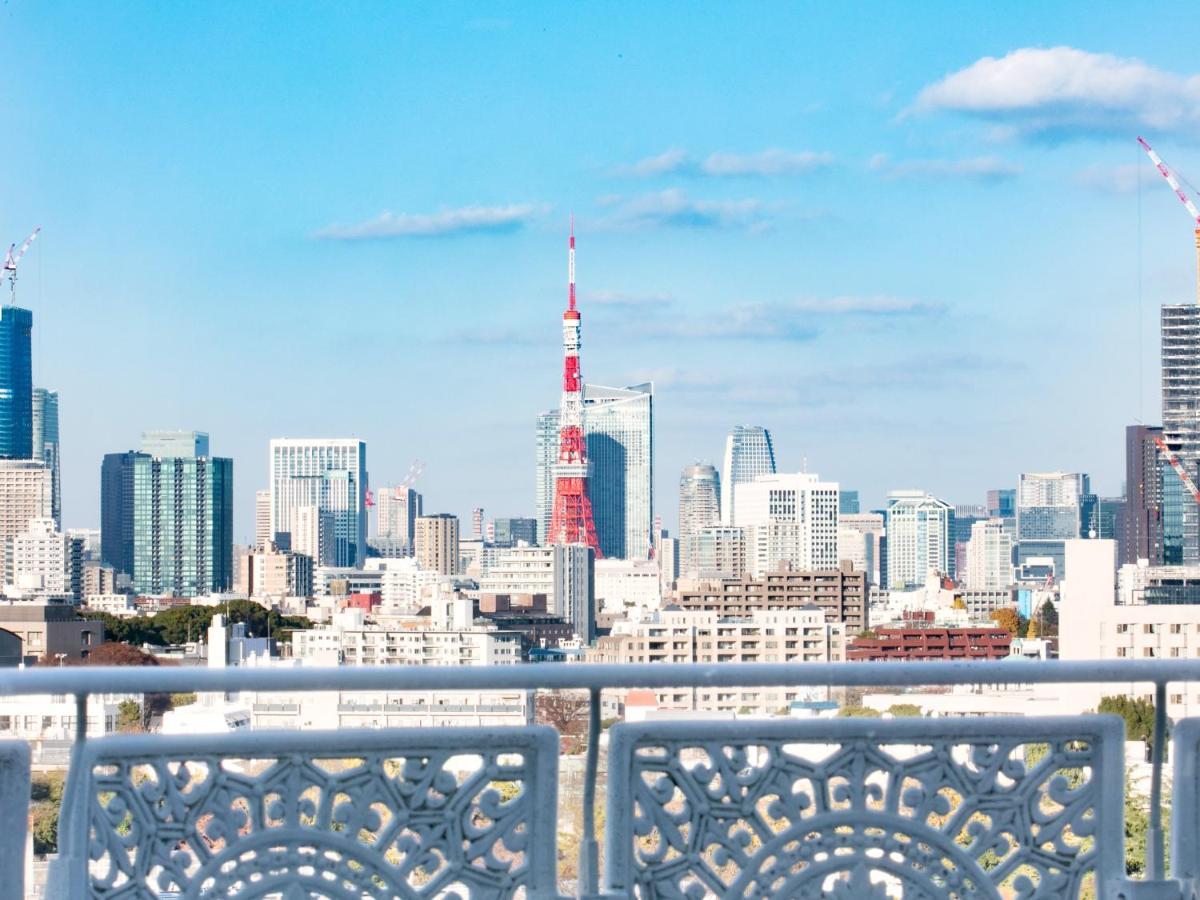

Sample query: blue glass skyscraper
[0,306,33,459]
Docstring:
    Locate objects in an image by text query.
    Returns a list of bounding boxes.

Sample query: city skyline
[4,4,1200,537]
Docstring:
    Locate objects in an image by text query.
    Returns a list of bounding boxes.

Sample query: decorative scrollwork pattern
[604,716,1124,899]
[62,727,558,899]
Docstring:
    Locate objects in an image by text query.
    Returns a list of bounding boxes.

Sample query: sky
[2,1,1199,539]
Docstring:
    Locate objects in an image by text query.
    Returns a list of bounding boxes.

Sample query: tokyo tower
[546,222,602,556]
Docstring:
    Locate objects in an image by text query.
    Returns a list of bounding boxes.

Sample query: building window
[1116,648,1128,658]
[1172,694,1185,705]
[1143,647,1157,658]
[1117,624,1129,634]
[1144,624,1157,635]
[1172,624,1184,635]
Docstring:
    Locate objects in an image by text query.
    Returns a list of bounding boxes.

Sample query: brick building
[848,625,1011,661]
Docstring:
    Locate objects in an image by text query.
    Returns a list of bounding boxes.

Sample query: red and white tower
[546,222,603,555]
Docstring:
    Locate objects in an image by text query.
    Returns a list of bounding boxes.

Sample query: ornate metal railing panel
[1172,718,1200,888]
[48,726,559,899]
[0,740,30,900]
[604,716,1125,899]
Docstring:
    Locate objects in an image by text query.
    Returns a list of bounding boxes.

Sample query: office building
[720,425,776,526]
[658,536,678,593]
[141,430,209,458]
[270,439,368,567]
[0,459,52,576]
[0,602,103,666]
[100,451,147,576]
[1124,425,1164,565]
[0,305,32,459]
[1016,471,1089,577]
[414,513,460,576]
[363,557,443,613]
[965,519,1014,591]
[376,486,422,552]
[839,491,860,515]
[471,507,484,540]
[594,558,661,616]
[683,526,746,581]
[676,562,869,633]
[291,504,334,566]
[678,463,720,575]
[987,489,1016,520]
[733,472,839,578]
[953,504,988,581]
[132,452,234,597]
[254,489,271,548]
[239,543,313,599]
[5,518,83,599]
[491,517,537,547]
[536,382,653,560]
[479,543,595,641]
[1163,304,1200,563]
[885,491,955,589]
[31,388,60,526]
[839,512,885,585]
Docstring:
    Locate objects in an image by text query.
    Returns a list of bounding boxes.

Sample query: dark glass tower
[0,306,33,459]
[101,451,149,576]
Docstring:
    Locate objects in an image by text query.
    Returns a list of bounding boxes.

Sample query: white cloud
[1076,162,1145,194]
[869,153,1021,182]
[599,189,766,230]
[612,148,832,178]
[316,203,545,239]
[700,149,833,176]
[913,46,1200,140]
[585,289,674,308]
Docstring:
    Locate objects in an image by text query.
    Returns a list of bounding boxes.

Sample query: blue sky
[3,1,1199,537]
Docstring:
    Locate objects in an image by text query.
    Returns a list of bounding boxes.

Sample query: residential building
[0,459,52,576]
[734,472,839,577]
[965,519,1014,591]
[839,512,885,585]
[5,519,83,599]
[0,601,103,665]
[1163,304,1200,563]
[81,563,117,599]
[0,305,32,459]
[676,562,868,633]
[885,491,955,589]
[847,626,1012,661]
[377,486,422,550]
[479,543,595,640]
[594,558,661,616]
[100,450,148,576]
[658,535,679,593]
[270,439,368,568]
[255,489,271,548]
[132,447,234,597]
[364,557,442,613]
[31,388,60,526]
[291,504,334,566]
[414,513,459,576]
[678,463,720,576]
[240,543,313,599]
[588,608,844,713]
[491,517,537,547]
[720,425,776,526]
[314,566,383,598]
[683,526,746,581]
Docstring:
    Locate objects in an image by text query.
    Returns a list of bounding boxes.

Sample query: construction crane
[1139,137,1200,305]
[3,227,41,304]
[1153,434,1200,506]
[364,459,425,509]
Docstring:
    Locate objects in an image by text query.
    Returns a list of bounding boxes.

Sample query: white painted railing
[1,659,1198,898]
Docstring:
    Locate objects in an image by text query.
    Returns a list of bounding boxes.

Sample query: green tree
[1098,695,1162,747]
[1038,599,1059,637]
[887,703,923,717]
[117,699,144,733]
[838,706,881,718]
[1125,773,1170,877]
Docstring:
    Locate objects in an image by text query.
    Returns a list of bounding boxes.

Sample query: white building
[733,473,839,578]
[720,425,776,527]
[838,512,885,586]
[0,460,52,577]
[679,464,720,575]
[364,557,442,613]
[1017,472,1088,540]
[254,489,271,549]
[83,593,139,617]
[594,558,661,615]
[376,486,422,550]
[313,566,383,597]
[5,518,82,599]
[478,543,595,641]
[270,439,368,568]
[885,491,955,589]
[965,518,1014,590]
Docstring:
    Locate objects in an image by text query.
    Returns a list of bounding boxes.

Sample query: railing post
[579,686,601,898]
[1148,680,1167,880]
[74,693,87,747]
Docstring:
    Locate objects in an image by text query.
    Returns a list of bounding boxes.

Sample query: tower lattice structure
[546,224,602,555]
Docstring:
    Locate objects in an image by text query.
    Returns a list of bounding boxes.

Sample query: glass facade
[31,388,59,526]
[721,425,777,527]
[101,451,148,575]
[132,455,233,596]
[0,306,32,459]
[1163,462,1187,566]
[270,439,368,568]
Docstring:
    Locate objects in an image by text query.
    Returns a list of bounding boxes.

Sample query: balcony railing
[2,659,1200,897]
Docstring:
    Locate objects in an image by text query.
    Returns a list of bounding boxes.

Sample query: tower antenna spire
[568,214,576,311]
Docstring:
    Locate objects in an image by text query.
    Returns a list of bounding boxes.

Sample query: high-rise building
[240,543,314,599]
[1016,471,1089,577]
[734,473,839,578]
[536,382,654,560]
[376,486,422,551]
[965,519,1014,591]
[0,459,52,577]
[678,464,720,575]
[986,489,1016,519]
[471,507,484,540]
[141,430,210,458]
[1125,425,1164,565]
[491,517,537,547]
[270,439,368,568]
[480,543,595,642]
[100,451,148,576]
[415,513,460,576]
[1163,304,1200,562]
[720,425,776,527]
[839,512,885,586]
[5,518,83,599]
[953,504,988,583]
[683,526,746,581]
[132,451,233,597]
[31,388,60,527]
[0,306,32,460]
[885,491,955,589]
[292,504,335,566]
[255,489,271,549]
[839,491,860,515]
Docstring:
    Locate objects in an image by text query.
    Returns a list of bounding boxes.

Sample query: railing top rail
[0,658,1194,697]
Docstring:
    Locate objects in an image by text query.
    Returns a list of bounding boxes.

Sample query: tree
[84,641,162,667]
[117,699,144,733]
[1025,617,1039,639]
[536,693,591,754]
[887,703,923,717]
[1038,599,1059,637]
[838,706,881,718]
[991,608,1021,635]
[1098,695,1165,755]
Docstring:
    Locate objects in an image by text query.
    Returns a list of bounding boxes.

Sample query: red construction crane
[3,227,40,303]
[1153,434,1200,505]
[365,459,425,508]
[1139,136,1200,305]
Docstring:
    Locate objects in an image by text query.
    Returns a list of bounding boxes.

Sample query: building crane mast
[3,227,41,304]
[1153,434,1200,506]
[1139,136,1200,305]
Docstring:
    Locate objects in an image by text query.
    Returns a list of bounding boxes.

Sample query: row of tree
[85,599,312,648]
